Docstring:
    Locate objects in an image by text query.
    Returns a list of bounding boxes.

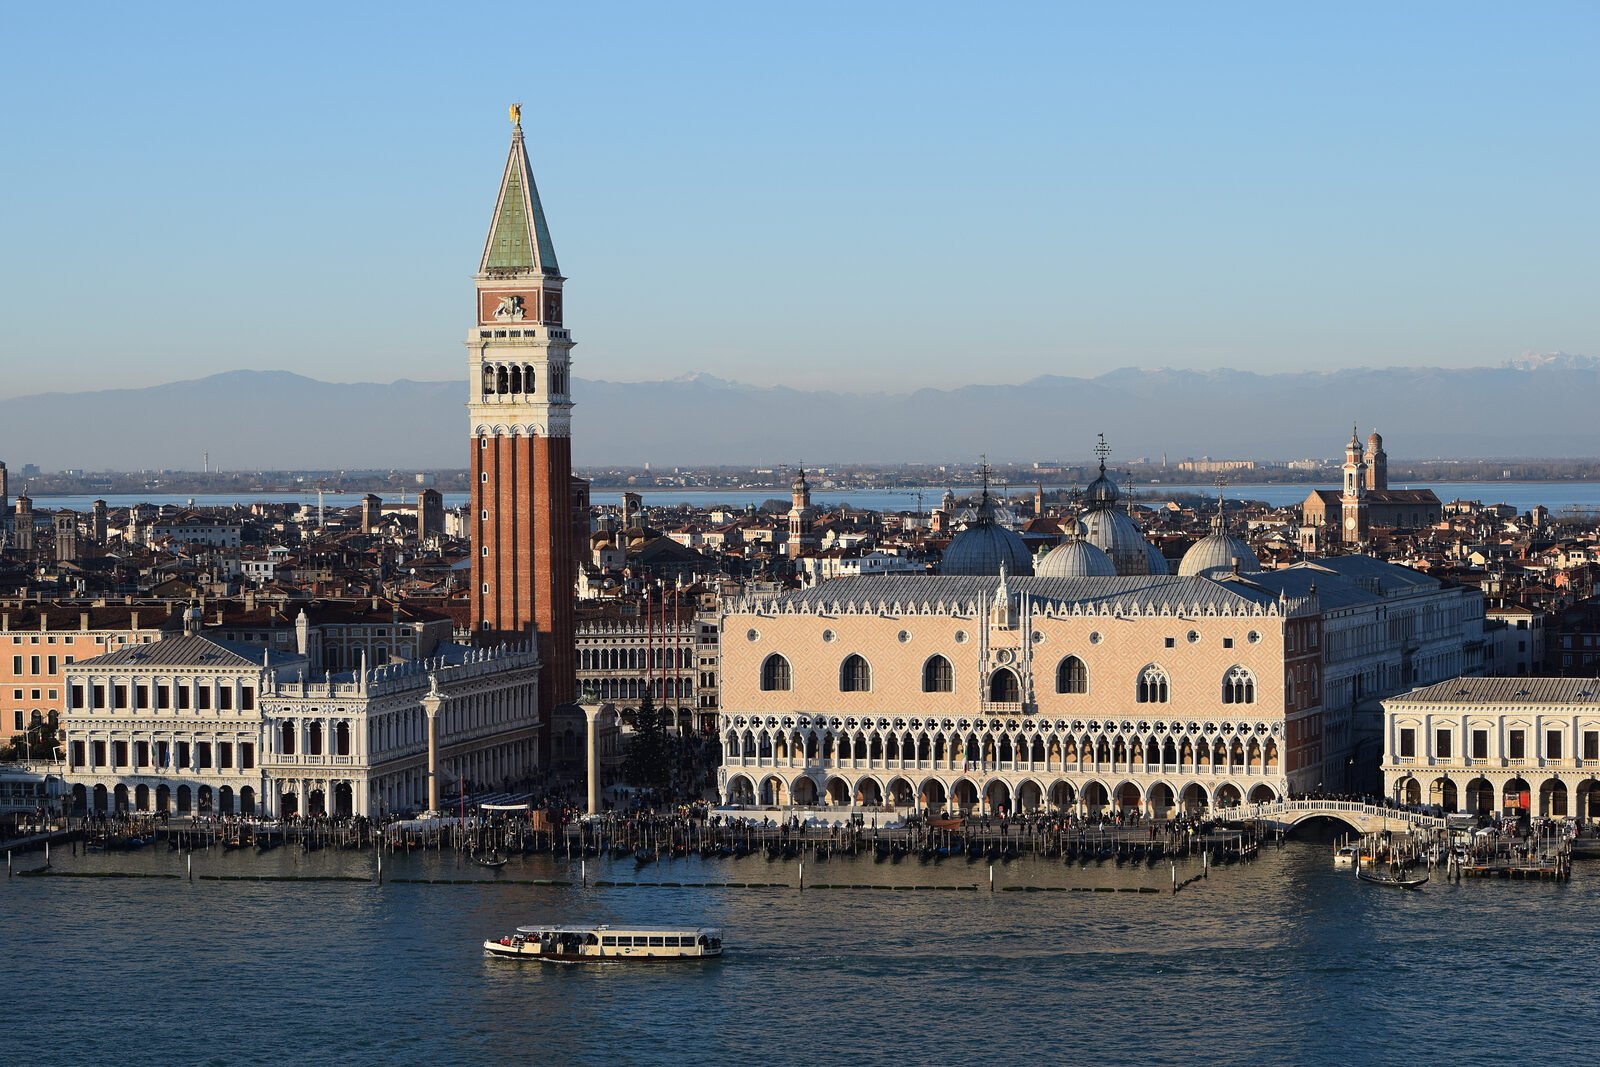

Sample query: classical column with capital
[580,694,613,817]
[422,689,443,815]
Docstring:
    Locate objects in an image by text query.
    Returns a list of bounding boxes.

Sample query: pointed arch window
[922,654,953,693]
[1222,666,1256,705]
[759,653,792,692]
[840,654,871,693]
[989,668,1020,703]
[1056,655,1089,695]
[1136,665,1170,704]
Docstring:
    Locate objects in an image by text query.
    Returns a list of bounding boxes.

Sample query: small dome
[1035,538,1116,578]
[1085,472,1121,508]
[1178,533,1258,578]
[1078,509,1157,576]
[943,522,1034,577]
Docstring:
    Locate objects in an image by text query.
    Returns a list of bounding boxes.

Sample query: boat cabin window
[648,936,666,947]
[602,936,617,946]
[586,934,600,945]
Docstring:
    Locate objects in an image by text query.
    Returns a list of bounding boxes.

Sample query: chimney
[39,610,48,632]
[131,611,140,631]
[80,612,89,631]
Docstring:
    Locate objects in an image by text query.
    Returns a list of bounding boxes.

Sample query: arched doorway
[71,784,86,814]
[856,778,884,807]
[1049,780,1076,812]
[239,786,256,816]
[1082,780,1110,814]
[825,777,851,806]
[1397,777,1421,806]
[920,778,948,811]
[197,786,213,814]
[1503,777,1531,817]
[1017,780,1044,813]
[1148,782,1176,818]
[984,780,1012,816]
[989,668,1020,703]
[1465,777,1493,814]
[92,784,108,813]
[334,782,353,818]
[219,786,234,815]
[888,777,915,807]
[177,785,192,814]
[1116,782,1141,814]
[113,784,129,812]
[308,789,326,817]
[759,775,785,806]
[951,779,978,812]
[1429,778,1458,812]
[1539,778,1568,818]
[1578,779,1600,822]
[135,784,150,811]
[727,775,755,806]
[790,777,819,806]
[281,791,299,818]
[155,785,170,813]
[1180,783,1208,814]
[1248,784,1276,805]
[1215,783,1242,809]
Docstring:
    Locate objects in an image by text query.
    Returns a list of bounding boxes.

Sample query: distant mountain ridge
[1,355,1595,469]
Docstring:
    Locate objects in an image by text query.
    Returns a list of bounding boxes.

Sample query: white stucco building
[1382,676,1600,821]
[62,619,542,818]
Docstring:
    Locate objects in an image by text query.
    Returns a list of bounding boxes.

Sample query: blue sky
[3,2,1595,398]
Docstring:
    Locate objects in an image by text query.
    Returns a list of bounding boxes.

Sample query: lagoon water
[4,840,1593,1065]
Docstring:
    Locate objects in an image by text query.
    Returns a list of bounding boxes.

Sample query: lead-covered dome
[1084,471,1121,508]
[942,490,1033,576]
[1035,537,1117,578]
[1079,508,1157,575]
[1178,532,1256,578]
[1178,495,1258,578]
[943,522,1033,576]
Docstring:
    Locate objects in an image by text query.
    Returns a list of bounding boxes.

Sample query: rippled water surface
[3,840,1592,1065]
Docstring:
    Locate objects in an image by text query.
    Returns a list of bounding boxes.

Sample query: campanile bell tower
[469,105,577,739]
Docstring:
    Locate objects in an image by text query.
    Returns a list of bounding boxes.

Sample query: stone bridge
[1215,799,1447,835]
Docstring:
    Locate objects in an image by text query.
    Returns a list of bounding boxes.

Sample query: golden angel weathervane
[509,102,522,127]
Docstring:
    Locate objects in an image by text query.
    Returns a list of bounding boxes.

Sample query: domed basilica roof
[1076,435,1163,577]
[1178,492,1259,578]
[942,488,1033,577]
[1035,537,1117,578]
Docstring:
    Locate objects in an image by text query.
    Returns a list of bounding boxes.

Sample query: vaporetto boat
[483,925,723,963]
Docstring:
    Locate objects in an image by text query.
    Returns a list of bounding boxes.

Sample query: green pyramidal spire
[481,110,560,275]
